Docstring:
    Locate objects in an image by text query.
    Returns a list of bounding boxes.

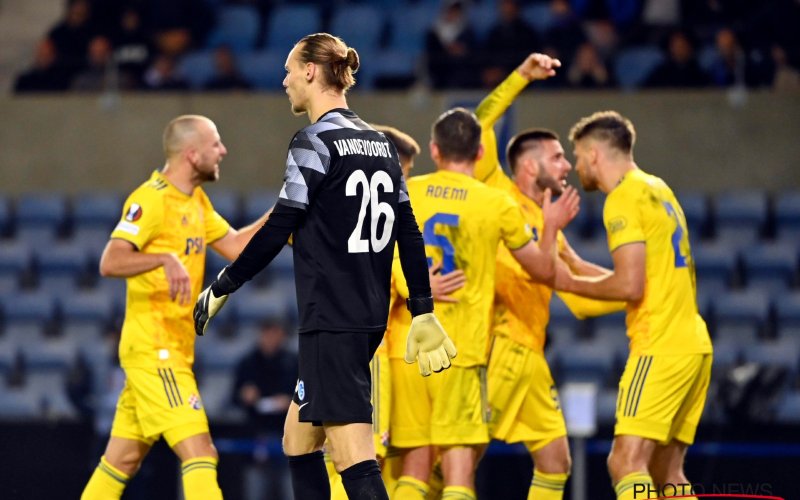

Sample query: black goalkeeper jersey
[277,109,409,333]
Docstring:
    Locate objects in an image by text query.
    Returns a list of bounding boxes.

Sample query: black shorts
[293,330,384,425]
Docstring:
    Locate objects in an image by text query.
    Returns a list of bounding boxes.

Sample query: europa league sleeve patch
[607,216,627,234]
[125,203,143,222]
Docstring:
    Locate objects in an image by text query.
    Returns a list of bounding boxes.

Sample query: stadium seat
[0,241,31,283]
[243,191,278,224]
[176,51,216,89]
[569,239,613,270]
[614,46,665,90]
[0,387,39,418]
[0,195,10,236]
[15,193,68,244]
[775,390,800,424]
[196,334,256,371]
[591,312,629,355]
[20,336,78,372]
[95,278,127,316]
[71,192,121,232]
[549,293,581,331]
[674,191,708,239]
[236,50,284,90]
[710,339,741,375]
[556,339,616,385]
[229,288,290,327]
[329,5,385,54]
[33,241,89,291]
[693,242,738,294]
[368,49,417,90]
[775,190,800,242]
[206,5,260,52]
[197,368,237,420]
[2,289,56,325]
[712,289,770,342]
[59,288,115,325]
[387,2,437,55]
[742,338,800,379]
[775,293,800,340]
[468,2,498,42]
[206,189,241,227]
[25,371,77,418]
[61,322,105,345]
[264,5,322,52]
[741,242,797,294]
[713,190,768,247]
[521,3,556,35]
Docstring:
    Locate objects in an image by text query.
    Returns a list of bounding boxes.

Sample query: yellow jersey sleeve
[603,184,645,253]
[198,189,231,244]
[111,185,164,249]
[497,193,534,250]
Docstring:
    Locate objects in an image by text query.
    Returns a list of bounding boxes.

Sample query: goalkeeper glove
[404,296,457,376]
[193,268,238,336]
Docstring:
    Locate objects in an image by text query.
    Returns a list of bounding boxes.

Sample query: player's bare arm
[511,187,580,284]
[429,262,466,304]
[210,207,273,260]
[100,238,192,305]
[556,242,645,301]
[558,236,613,277]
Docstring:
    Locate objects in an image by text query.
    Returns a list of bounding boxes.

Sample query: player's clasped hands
[405,313,458,377]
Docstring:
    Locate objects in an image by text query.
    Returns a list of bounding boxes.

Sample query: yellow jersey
[386,252,411,360]
[604,169,712,355]
[475,70,623,352]
[110,171,230,369]
[407,171,533,366]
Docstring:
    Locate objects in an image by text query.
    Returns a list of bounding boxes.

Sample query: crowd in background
[12,0,800,94]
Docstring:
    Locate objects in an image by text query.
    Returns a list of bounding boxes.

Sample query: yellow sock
[395,475,430,500]
[427,460,444,500]
[441,485,476,500]
[528,470,568,499]
[81,456,129,500]
[325,454,348,500]
[615,472,654,500]
[181,457,222,500]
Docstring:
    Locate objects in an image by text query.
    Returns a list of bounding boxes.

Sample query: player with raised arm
[193,34,456,500]
[473,54,626,500]
[81,115,272,500]
[390,108,580,500]
[559,111,712,500]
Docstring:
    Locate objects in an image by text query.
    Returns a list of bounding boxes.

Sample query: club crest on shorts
[188,393,203,410]
[297,380,305,401]
[125,203,143,222]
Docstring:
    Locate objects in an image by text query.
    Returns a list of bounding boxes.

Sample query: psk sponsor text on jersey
[425,185,468,201]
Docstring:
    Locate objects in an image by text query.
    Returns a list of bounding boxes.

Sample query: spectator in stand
[567,42,614,88]
[481,0,541,88]
[644,30,710,88]
[110,6,153,87]
[233,319,298,500]
[204,46,252,92]
[71,36,137,91]
[142,54,189,91]
[14,38,72,93]
[48,0,95,78]
[707,27,770,88]
[770,44,800,92]
[425,0,480,89]
[141,0,214,57]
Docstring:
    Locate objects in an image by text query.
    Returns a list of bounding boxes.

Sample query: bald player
[81,115,271,500]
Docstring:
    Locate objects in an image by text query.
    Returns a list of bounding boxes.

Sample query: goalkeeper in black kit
[193,33,456,500]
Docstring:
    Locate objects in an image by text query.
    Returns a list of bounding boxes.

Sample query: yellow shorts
[371,348,391,458]
[111,366,210,447]
[487,336,566,451]
[615,353,712,445]
[390,359,489,448]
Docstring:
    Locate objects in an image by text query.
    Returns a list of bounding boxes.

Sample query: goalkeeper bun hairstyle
[297,33,360,92]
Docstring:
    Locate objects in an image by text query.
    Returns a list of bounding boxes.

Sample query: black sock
[287,450,330,500]
[341,459,389,500]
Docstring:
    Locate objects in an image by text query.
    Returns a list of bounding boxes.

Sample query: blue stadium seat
[15,193,68,244]
[243,191,278,223]
[549,293,581,331]
[59,288,115,325]
[95,278,127,315]
[522,3,556,35]
[712,289,770,342]
[237,50,286,90]
[176,51,216,89]
[710,339,740,374]
[614,46,665,90]
[591,312,629,355]
[0,241,30,282]
[0,387,39,418]
[569,240,613,270]
[265,5,322,52]
[33,242,88,291]
[714,190,768,246]
[2,289,56,325]
[196,334,256,371]
[72,192,121,232]
[674,191,708,239]
[468,2,498,42]
[206,5,260,52]
[387,2,437,55]
[367,49,417,90]
[62,321,105,345]
[775,293,800,340]
[775,191,800,242]
[742,338,800,379]
[25,371,77,418]
[776,391,800,424]
[0,195,10,236]
[206,189,241,227]
[741,242,797,294]
[693,242,737,294]
[229,288,290,327]
[20,336,78,371]
[556,340,616,385]
[329,5,385,53]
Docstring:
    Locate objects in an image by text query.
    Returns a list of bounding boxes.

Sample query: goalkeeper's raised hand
[404,297,457,376]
